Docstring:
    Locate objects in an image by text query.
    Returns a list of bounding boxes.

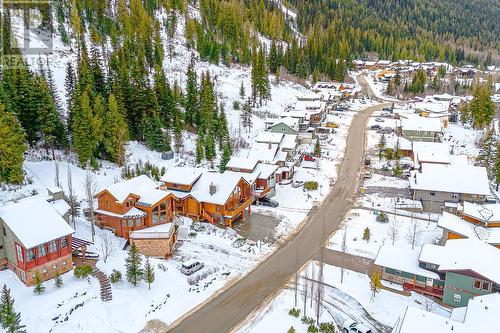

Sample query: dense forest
[287,0,500,66]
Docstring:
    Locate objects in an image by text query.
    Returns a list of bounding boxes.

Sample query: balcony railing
[403,283,444,298]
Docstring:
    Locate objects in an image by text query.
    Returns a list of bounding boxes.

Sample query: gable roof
[462,201,500,224]
[160,167,203,186]
[437,212,500,245]
[401,115,442,132]
[190,172,245,206]
[247,142,279,163]
[374,245,439,279]
[0,197,74,249]
[419,239,500,284]
[409,163,490,196]
[99,175,158,203]
[226,157,259,171]
[254,132,284,144]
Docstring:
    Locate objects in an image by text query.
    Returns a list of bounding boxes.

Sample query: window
[452,194,458,199]
[121,219,126,226]
[15,244,23,263]
[135,219,141,227]
[62,261,67,266]
[106,200,110,208]
[160,211,167,223]
[38,245,47,257]
[128,220,133,227]
[42,267,47,273]
[49,241,58,253]
[473,280,481,289]
[61,238,68,248]
[2,226,6,237]
[430,192,436,197]
[52,264,57,270]
[395,270,402,276]
[453,293,462,303]
[20,271,26,282]
[152,212,159,225]
[27,249,36,261]
[481,281,490,291]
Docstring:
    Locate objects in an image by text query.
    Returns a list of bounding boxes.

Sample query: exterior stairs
[92,267,112,302]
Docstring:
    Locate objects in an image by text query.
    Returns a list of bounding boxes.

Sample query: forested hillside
[287,0,500,65]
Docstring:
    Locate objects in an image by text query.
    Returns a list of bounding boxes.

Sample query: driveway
[142,102,390,333]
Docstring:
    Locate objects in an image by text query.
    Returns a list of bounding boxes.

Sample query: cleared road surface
[153,102,390,333]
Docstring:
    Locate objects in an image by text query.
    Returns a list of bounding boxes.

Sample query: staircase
[92,267,112,302]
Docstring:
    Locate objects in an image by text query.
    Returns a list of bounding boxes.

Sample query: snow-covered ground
[238,262,451,333]
[0,214,271,333]
[328,209,441,259]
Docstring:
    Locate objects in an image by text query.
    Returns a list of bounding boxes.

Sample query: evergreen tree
[494,143,500,191]
[144,258,155,290]
[477,129,496,176]
[386,80,393,95]
[314,138,321,157]
[204,134,216,164]
[219,142,232,173]
[54,272,63,288]
[470,84,495,128]
[196,130,204,164]
[0,105,26,184]
[72,90,100,166]
[217,103,230,149]
[125,242,143,286]
[173,115,183,154]
[378,134,386,160]
[102,94,128,165]
[185,55,198,128]
[0,284,25,333]
[33,272,45,295]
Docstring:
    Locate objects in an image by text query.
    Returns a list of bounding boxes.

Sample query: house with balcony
[95,175,174,240]
[0,195,74,286]
[375,239,500,307]
[161,169,252,227]
[399,114,442,142]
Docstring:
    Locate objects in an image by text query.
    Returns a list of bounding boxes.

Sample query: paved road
[357,74,376,99]
[149,102,390,333]
[318,249,375,275]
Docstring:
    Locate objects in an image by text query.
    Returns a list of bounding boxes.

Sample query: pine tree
[72,90,100,166]
[204,134,216,164]
[470,84,495,129]
[217,103,229,149]
[0,104,26,184]
[54,272,63,288]
[477,129,496,176]
[378,134,386,160]
[143,258,155,290]
[185,55,198,128]
[33,272,45,295]
[239,81,245,99]
[125,242,143,286]
[173,115,183,154]
[219,142,232,173]
[314,138,321,157]
[102,94,129,166]
[196,130,204,164]
[0,284,25,333]
[494,143,500,191]
[363,227,371,242]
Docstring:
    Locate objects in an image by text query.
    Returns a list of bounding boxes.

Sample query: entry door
[426,278,433,287]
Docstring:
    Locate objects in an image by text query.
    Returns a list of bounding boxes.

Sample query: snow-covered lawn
[328,209,441,259]
[0,216,271,333]
[363,174,409,189]
[238,262,451,333]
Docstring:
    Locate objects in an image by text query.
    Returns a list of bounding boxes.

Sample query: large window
[38,245,47,257]
[453,293,462,303]
[474,279,491,291]
[152,206,159,225]
[49,241,58,253]
[135,219,141,227]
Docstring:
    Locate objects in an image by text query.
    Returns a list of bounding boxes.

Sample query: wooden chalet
[95,175,174,240]
[161,168,252,227]
[0,196,74,286]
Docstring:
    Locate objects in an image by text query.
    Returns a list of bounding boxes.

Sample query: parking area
[233,212,281,243]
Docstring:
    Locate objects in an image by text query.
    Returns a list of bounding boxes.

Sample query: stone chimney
[209,182,216,196]
[47,187,64,201]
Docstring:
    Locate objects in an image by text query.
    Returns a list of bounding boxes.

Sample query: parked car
[292,181,304,188]
[180,261,204,275]
[325,122,338,128]
[303,154,316,162]
[259,197,279,207]
[342,319,373,333]
[364,170,373,179]
[486,195,497,204]
[375,117,384,122]
[370,124,381,130]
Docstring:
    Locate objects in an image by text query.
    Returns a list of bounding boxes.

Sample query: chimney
[209,182,216,196]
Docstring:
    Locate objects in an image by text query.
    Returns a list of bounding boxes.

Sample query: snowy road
[146,102,391,333]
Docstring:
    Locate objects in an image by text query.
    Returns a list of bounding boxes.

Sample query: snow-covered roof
[412,141,450,155]
[409,163,490,196]
[294,100,324,112]
[437,212,500,245]
[226,157,258,171]
[101,175,158,203]
[254,132,284,144]
[190,172,245,206]
[130,223,174,239]
[247,142,279,163]
[394,294,500,333]
[281,134,297,150]
[0,197,74,249]
[49,199,70,217]
[416,152,450,165]
[254,163,278,180]
[136,189,171,206]
[419,239,500,283]
[273,116,299,130]
[400,115,442,132]
[374,245,439,279]
[462,201,500,223]
[224,170,260,185]
[123,207,148,218]
[161,167,203,186]
[47,186,63,194]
